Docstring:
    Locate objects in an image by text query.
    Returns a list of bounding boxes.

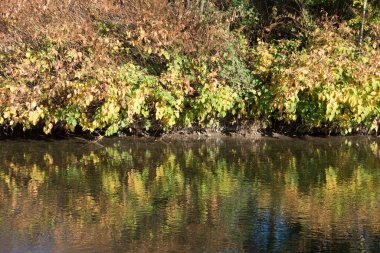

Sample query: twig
[74,133,104,148]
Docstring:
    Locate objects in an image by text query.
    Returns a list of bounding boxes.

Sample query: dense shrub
[251,23,380,133]
[0,0,379,136]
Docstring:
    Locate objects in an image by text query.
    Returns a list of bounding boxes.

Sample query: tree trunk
[359,0,368,47]
[200,0,205,13]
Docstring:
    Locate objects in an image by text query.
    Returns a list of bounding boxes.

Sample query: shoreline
[0,123,377,141]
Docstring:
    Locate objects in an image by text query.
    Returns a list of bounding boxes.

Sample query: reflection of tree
[0,138,380,252]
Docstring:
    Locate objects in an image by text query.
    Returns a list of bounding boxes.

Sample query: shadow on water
[0,136,380,252]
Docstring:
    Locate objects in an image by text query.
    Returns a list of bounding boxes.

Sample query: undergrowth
[0,0,379,136]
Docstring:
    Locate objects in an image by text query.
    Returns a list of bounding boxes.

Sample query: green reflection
[0,137,380,252]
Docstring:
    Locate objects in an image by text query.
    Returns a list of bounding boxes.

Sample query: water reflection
[0,137,380,252]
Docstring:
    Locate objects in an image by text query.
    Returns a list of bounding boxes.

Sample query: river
[0,136,379,252]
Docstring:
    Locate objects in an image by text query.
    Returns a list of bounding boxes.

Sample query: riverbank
[0,121,377,141]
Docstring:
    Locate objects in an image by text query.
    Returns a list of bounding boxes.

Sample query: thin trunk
[359,0,368,47]
[200,0,205,13]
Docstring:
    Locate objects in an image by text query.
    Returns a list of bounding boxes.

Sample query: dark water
[1,137,380,253]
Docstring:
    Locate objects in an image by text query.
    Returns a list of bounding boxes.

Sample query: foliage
[0,0,379,135]
[251,23,380,133]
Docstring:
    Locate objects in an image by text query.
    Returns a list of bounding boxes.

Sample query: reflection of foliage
[0,138,380,252]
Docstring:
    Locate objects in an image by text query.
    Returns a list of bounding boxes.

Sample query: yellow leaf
[43,123,53,135]
[3,111,10,119]
[31,101,37,110]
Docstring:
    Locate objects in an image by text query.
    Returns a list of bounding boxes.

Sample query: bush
[0,0,379,136]
[251,23,380,133]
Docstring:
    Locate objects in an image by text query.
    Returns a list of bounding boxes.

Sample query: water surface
[1,137,380,252]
